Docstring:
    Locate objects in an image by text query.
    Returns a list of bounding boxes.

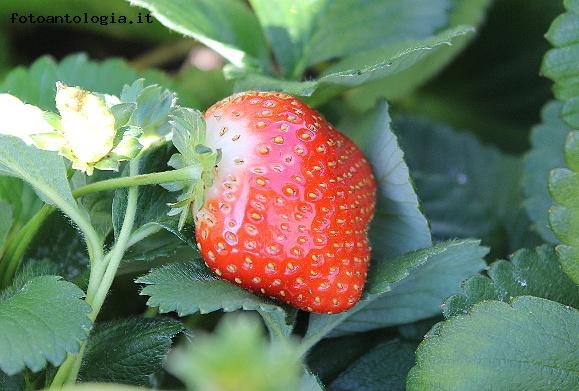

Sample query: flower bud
[55,82,116,166]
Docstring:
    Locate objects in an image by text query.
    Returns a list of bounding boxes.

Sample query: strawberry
[194,91,376,313]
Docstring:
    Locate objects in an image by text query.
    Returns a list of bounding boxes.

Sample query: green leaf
[249,0,450,77]
[401,0,560,152]
[0,53,183,113]
[330,340,417,391]
[248,0,325,77]
[231,26,474,106]
[407,296,579,390]
[305,0,451,66]
[0,275,91,375]
[523,101,570,243]
[122,231,193,269]
[3,55,130,111]
[0,178,44,268]
[172,67,234,111]
[549,129,579,283]
[444,245,579,318]
[339,102,431,259]
[0,54,220,115]
[322,26,468,78]
[26,213,90,282]
[79,317,182,386]
[359,242,465,298]
[299,368,325,391]
[327,240,486,336]
[127,0,269,70]
[307,333,384,384]
[345,0,492,106]
[301,240,487,351]
[137,261,295,340]
[397,318,442,342]
[0,136,75,207]
[543,0,579,128]
[395,116,536,254]
[0,260,60,300]
[167,314,301,391]
[0,30,11,76]
[335,240,486,335]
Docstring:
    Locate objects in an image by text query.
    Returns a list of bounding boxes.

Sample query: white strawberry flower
[0,93,55,144]
[1,82,146,175]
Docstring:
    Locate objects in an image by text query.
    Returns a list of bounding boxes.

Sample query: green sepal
[111,125,143,159]
[110,103,137,130]
[30,132,66,151]
[93,157,121,172]
[121,79,177,140]
[43,111,62,132]
[164,106,220,230]
[167,153,187,169]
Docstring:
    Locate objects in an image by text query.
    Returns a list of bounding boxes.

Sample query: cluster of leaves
[0,1,578,390]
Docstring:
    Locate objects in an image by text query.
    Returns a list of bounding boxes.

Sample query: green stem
[126,224,163,248]
[0,165,199,288]
[0,189,103,290]
[65,158,141,385]
[72,166,201,198]
[48,227,105,389]
[48,352,78,390]
[0,162,201,287]
[80,165,199,300]
[15,162,202,387]
[85,252,111,304]
[60,341,88,387]
[62,205,104,276]
[89,162,139,319]
[86,226,164,301]
[0,223,22,260]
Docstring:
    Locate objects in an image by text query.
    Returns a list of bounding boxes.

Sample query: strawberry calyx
[165,106,222,229]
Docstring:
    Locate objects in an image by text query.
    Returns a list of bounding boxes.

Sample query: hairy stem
[48,352,78,390]
[1,187,103,294]
[65,158,142,385]
[73,165,201,198]
[64,208,104,277]
[85,252,111,304]
[126,224,163,248]
[0,164,200,290]
[0,204,54,288]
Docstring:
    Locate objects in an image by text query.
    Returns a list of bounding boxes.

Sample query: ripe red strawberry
[194,91,376,313]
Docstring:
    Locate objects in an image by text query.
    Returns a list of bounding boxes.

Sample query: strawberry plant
[0,1,578,390]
